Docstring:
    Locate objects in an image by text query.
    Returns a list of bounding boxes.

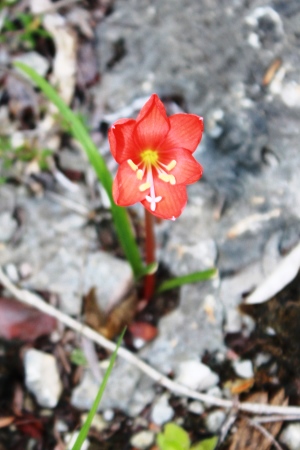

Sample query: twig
[247,418,284,450]
[218,408,238,446]
[254,415,300,423]
[32,0,82,15]
[2,266,300,416]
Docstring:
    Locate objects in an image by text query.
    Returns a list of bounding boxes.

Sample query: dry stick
[32,0,82,14]
[247,418,284,450]
[2,267,300,417]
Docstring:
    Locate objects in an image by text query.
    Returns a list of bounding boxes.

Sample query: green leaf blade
[14,62,144,279]
[156,269,217,293]
[71,329,126,450]
[190,436,218,450]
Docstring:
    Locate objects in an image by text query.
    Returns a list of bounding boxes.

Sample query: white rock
[281,82,300,108]
[5,263,19,283]
[175,360,219,391]
[81,413,108,432]
[103,409,114,421]
[280,423,300,450]
[225,308,242,334]
[206,410,226,433]
[24,349,62,408]
[151,394,174,425]
[130,430,155,449]
[255,353,271,368]
[188,401,204,415]
[233,360,254,379]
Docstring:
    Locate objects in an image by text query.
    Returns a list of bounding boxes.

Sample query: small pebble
[5,263,19,283]
[280,423,300,450]
[205,410,226,433]
[188,401,204,415]
[24,349,62,408]
[81,413,108,432]
[103,409,114,421]
[130,430,155,449]
[233,360,254,379]
[175,360,219,391]
[151,394,174,425]
[65,432,89,450]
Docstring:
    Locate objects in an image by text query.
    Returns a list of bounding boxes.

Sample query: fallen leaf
[129,321,158,341]
[245,242,300,304]
[83,287,138,339]
[228,378,255,395]
[262,58,282,86]
[0,417,14,428]
[0,297,56,341]
[229,390,287,450]
[15,414,44,439]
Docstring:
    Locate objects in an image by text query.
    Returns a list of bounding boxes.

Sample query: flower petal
[161,113,204,153]
[134,94,170,150]
[108,119,139,163]
[142,180,187,220]
[160,148,203,185]
[112,161,146,206]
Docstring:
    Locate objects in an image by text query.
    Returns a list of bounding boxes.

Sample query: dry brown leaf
[263,58,282,86]
[99,290,138,339]
[83,287,138,339]
[229,378,255,395]
[229,390,287,450]
[0,417,14,428]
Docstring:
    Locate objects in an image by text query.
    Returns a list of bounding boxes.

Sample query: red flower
[109,94,203,220]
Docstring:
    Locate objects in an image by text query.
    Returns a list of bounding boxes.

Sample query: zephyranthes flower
[109,94,203,220]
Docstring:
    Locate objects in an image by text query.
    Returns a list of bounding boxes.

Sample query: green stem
[143,209,156,300]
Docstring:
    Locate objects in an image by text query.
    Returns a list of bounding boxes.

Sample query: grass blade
[14,62,144,279]
[71,328,126,450]
[156,268,217,293]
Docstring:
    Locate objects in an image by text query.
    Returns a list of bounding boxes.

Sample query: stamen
[136,169,143,180]
[166,160,177,171]
[169,174,176,185]
[127,159,138,171]
[158,173,171,183]
[139,182,151,192]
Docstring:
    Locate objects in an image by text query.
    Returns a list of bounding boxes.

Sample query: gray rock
[141,282,225,374]
[130,430,155,449]
[151,394,174,426]
[127,374,155,417]
[0,212,17,242]
[71,359,141,413]
[280,423,300,450]
[24,349,62,408]
[83,251,133,311]
[175,360,219,391]
[13,52,50,78]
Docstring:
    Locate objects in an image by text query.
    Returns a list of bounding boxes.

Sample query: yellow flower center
[141,149,159,166]
[126,149,177,212]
